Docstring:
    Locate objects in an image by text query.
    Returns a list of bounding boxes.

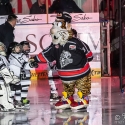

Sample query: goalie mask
[50,12,73,45]
[0,42,7,56]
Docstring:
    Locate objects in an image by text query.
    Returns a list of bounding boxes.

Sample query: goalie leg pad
[6,84,14,103]
[0,84,3,96]
[0,68,13,84]
[0,84,15,110]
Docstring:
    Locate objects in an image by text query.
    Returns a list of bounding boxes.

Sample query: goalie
[0,42,20,111]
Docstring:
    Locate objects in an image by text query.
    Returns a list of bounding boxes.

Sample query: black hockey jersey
[34,37,93,81]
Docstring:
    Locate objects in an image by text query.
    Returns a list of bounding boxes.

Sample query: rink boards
[0,13,100,79]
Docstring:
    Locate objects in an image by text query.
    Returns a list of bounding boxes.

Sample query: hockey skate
[14,100,25,110]
[21,99,30,110]
[70,91,89,111]
[50,92,61,102]
[55,92,75,112]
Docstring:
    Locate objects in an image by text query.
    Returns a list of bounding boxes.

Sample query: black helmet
[20,41,30,46]
[7,42,21,55]
[20,41,30,54]
[56,11,72,23]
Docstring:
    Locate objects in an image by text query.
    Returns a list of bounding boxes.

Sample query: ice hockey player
[20,41,31,107]
[0,42,20,111]
[8,42,38,109]
[33,12,93,110]
[20,41,60,102]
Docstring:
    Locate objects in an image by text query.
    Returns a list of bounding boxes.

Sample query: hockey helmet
[20,41,30,54]
[7,42,21,54]
[56,11,72,23]
[0,42,7,52]
[0,42,7,56]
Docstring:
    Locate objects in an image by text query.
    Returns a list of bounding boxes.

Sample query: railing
[100,20,111,76]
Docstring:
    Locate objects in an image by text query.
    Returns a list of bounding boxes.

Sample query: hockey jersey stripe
[37,53,47,63]
[60,68,90,78]
[58,63,90,76]
[86,51,93,58]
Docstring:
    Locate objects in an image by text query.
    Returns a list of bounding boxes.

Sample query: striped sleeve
[78,39,93,62]
[34,44,54,63]
[82,42,93,62]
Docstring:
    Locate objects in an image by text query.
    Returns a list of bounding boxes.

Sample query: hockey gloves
[29,61,38,68]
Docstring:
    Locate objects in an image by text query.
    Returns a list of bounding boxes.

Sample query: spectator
[30,0,46,14]
[99,0,113,12]
[99,0,113,18]
[49,0,83,13]
[0,14,17,50]
[0,0,13,15]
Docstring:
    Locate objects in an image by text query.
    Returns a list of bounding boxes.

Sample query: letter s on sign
[39,34,50,50]
[26,34,37,53]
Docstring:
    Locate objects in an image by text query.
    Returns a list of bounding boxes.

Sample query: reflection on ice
[0,78,104,125]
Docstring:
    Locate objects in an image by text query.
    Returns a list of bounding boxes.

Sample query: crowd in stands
[0,0,84,53]
[0,0,109,16]
[30,0,83,14]
[0,0,84,15]
[0,0,13,15]
[0,0,111,16]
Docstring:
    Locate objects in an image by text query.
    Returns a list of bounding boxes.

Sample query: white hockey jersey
[21,54,31,80]
[8,53,32,78]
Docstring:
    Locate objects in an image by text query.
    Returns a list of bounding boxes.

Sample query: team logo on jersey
[60,50,73,68]
[69,45,76,50]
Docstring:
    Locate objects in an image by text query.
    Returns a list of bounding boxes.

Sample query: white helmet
[0,42,7,56]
